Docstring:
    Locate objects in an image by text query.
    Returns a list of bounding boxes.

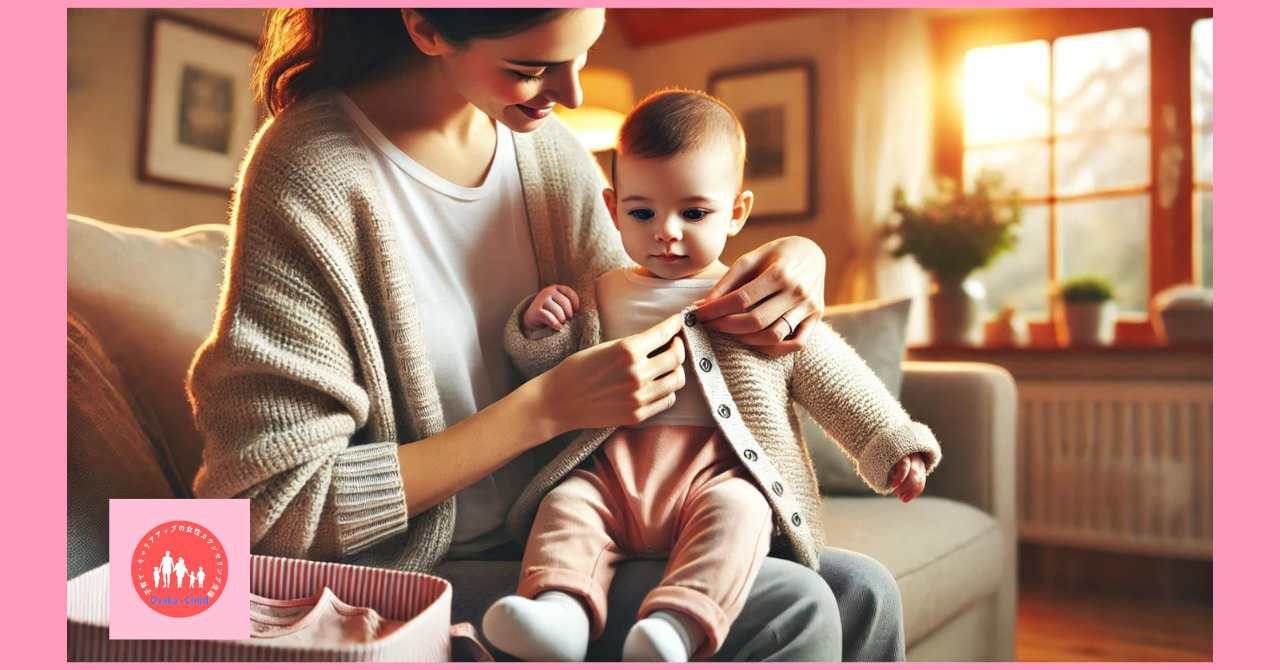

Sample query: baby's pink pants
[517,425,774,659]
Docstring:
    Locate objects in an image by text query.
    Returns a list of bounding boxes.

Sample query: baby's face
[607,140,748,280]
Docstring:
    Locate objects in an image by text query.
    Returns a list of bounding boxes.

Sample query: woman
[189,8,903,661]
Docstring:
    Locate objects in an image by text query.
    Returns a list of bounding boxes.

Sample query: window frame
[930,8,1212,346]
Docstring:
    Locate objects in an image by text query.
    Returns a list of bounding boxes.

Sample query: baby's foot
[622,610,705,662]
[481,590,589,662]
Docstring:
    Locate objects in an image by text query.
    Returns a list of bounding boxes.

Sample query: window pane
[1053,29,1151,135]
[964,40,1050,145]
[965,142,1051,198]
[1195,129,1213,185]
[1055,132,1150,196]
[973,205,1051,316]
[1058,195,1150,313]
[1196,191,1213,288]
[1192,19,1214,128]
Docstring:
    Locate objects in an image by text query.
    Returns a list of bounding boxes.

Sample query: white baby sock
[622,610,706,662]
[481,590,590,662]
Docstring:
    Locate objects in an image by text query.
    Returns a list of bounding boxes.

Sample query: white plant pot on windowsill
[1055,299,1118,347]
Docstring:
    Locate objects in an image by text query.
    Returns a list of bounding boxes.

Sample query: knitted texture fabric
[502,279,942,569]
[187,90,628,574]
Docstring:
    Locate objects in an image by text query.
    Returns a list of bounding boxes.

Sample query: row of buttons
[683,309,804,530]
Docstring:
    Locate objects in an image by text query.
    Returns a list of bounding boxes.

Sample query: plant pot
[1054,299,1117,346]
[929,275,986,346]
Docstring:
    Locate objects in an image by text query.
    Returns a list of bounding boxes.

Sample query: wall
[68,8,266,232]
[591,10,861,302]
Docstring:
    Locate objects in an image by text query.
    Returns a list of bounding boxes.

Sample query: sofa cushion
[68,309,180,578]
[821,497,1004,647]
[67,215,229,492]
[799,297,912,495]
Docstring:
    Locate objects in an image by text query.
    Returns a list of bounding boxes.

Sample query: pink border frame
[34,1,1262,667]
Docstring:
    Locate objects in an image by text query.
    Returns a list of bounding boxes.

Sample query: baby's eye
[628,209,655,221]
[681,209,709,222]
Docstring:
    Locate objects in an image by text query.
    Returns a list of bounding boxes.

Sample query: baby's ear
[728,190,754,237]
[603,188,620,229]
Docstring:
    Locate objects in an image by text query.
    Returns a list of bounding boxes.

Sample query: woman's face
[435,9,606,133]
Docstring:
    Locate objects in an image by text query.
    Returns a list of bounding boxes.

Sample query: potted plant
[885,170,1022,346]
[1054,275,1118,346]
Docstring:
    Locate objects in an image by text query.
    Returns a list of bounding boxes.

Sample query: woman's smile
[516,102,556,119]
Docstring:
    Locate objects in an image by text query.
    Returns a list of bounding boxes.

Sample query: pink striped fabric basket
[68,554,461,662]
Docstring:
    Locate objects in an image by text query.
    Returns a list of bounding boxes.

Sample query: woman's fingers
[637,364,686,411]
[625,313,685,360]
[695,249,764,315]
[641,335,685,382]
[752,314,818,357]
[696,266,780,325]
[704,292,790,337]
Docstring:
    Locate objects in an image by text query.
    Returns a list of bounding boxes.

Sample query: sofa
[66,214,1018,661]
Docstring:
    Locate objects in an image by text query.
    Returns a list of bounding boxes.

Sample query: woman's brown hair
[254,9,568,116]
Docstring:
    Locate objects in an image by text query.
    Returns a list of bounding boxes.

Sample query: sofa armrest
[900,361,1015,519]
[899,360,1017,660]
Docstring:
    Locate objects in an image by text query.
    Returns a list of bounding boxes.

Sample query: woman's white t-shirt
[336,91,541,556]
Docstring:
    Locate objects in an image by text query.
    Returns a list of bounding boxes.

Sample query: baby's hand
[523,285,580,333]
[890,453,927,503]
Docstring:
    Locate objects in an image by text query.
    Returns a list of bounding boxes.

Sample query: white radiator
[1017,381,1212,558]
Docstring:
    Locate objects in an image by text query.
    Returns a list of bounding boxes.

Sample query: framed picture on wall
[710,62,815,221]
[138,13,260,193]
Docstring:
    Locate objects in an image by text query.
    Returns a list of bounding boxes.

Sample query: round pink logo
[130,520,229,618]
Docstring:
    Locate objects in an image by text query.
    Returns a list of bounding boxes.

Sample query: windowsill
[907,341,1212,381]
[909,342,1212,355]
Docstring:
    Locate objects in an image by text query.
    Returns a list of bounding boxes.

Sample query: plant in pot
[1054,275,1118,346]
[885,169,1022,346]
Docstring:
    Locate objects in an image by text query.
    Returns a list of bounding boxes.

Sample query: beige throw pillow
[67,215,229,493]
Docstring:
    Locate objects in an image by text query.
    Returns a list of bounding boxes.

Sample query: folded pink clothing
[249,587,405,646]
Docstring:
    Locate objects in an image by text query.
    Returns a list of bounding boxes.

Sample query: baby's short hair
[612,88,746,187]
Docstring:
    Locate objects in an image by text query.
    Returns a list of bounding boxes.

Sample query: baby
[483,89,942,662]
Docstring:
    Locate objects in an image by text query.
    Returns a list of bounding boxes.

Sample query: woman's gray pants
[436,546,904,661]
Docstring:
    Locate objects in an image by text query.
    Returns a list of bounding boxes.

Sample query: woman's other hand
[539,313,686,433]
[693,236,826,357]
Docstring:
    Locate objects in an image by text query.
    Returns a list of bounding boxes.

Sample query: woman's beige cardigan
[188,91,629,573]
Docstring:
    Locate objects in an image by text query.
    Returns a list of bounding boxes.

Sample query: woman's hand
[693,236,826,357]
[538,313,686,434]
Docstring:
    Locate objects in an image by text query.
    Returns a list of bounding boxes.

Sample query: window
[932,9,1212,344]
[1192,18,1213,288]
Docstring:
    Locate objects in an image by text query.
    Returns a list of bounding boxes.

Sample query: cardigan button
[684,312,698,327]
[772,482,784,496]
[791,513,803,527]
[717,404,731,419]
[743,449,758,461]
[699,358,712,373]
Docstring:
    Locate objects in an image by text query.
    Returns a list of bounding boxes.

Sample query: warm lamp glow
[556,66,635,152]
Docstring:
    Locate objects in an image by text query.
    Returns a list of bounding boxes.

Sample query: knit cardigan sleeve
[790,323,942,494]
[187,125,408,561]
